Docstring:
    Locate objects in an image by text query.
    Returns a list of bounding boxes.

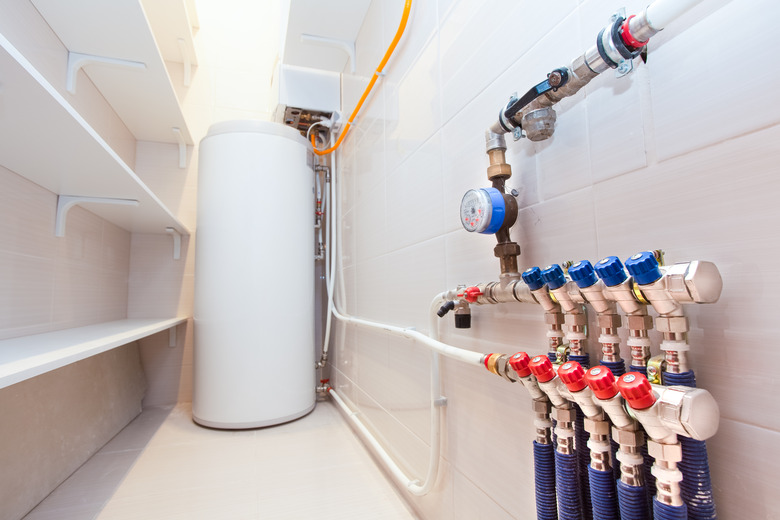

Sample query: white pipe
[332,306,484,366]
[322,131,485,496]
[645,0,704,31]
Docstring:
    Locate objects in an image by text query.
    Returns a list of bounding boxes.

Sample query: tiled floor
[25,401,419,519]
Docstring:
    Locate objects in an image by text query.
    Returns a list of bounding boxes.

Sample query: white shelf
[0,318,188,390]
[0,34,189,235]
[29,0,194,146]
[142,0,199,68]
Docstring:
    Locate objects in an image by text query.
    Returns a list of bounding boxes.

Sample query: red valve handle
[617,372,656,410]
[584,366,619,400]
[557,361,587,392]
[529,355,556,383]
[463,286,482,303]
[508,352,532,377]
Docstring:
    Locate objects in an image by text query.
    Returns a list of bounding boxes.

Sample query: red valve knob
[557,361,587,392]
[528,355,556,383]
[463,286,482,303]
[616,372,656,410]
[584,366,618,400]
[508,352,532,377]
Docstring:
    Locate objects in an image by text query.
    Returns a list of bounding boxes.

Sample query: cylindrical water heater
[193,120,315,429]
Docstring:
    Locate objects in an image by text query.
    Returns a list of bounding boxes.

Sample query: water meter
[459,187,506,234]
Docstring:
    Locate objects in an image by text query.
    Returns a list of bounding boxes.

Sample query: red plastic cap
[557,362,587,392]
[508,352,532,377]
[584,366,618,400]
[617,372,656,410]
[464,286,482,303]
[528,355,556,383]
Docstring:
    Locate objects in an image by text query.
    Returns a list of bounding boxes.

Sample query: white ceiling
[281,0,371,73]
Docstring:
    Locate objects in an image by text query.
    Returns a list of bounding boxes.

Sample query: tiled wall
[0,165,131,340]
[331,0,780,518]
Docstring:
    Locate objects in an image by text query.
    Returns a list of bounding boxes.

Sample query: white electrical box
[271,63,340,120]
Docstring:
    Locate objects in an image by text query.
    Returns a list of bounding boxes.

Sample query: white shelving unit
[0,34,189,235]
[0,318,188,390]
[29,0,195,146]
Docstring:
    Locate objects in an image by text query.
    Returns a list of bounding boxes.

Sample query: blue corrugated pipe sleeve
[534,441,559,520]
[663,370,717,520]
[617,479,650,520]
[555,451,582,520]
[588,466,619,520]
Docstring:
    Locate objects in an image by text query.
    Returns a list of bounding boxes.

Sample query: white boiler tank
[193,120,315,429]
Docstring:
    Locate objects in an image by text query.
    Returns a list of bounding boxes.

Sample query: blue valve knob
[594,256,628,287]
[568,260,598,288]
[625,251,663,285]
[522,267,545,291]
[540,264,566,291]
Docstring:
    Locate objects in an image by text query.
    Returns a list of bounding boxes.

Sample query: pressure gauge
[460,187,506,234]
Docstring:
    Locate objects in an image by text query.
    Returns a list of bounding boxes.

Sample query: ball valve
[509,352,554,446]
[616,372,720,443]
[522,267,564,361]
[508,351,547,401]
[530,355,577,455]
[570,260,623,369]
[528,355,569,408]
[541,264,587,358]
[584,367,633,429]
[595,256,653,373]
[624,251,723,313]
[557,361,602,418]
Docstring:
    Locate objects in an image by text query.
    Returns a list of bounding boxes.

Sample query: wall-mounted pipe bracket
[55,195,139,237]
[300,34,356,74]
[166,227,182,260]
[66,52,146,94]
[177,38,193,87]
[172,127,187,168]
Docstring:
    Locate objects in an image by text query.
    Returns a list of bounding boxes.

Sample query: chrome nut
[565,313,588,326]
[545,312,565,325]
[611,427,644,447]
[553,407,576,423]
[626,315,653,330]
[647,440,682,463]
[655,316,689,334]
[597,314,622,329]
[532,399,552,414]
[584,418,611,435]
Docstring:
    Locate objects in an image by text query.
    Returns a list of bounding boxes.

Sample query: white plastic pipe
[323,132,485,496]
[645,0,704,30]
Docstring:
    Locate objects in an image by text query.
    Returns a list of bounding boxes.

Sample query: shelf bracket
[166,227,182,260]
[55,196,139,237]
[300,34,356,74]
[168,324,177,348]
[172,127,187,169]
[177,38,193,87]
[66,52,146,94]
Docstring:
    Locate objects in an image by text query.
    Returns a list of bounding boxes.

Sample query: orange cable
[311,0,413,155]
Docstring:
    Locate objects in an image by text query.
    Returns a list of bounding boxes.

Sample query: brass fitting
[486,147,512,181]
[626,314,653,330]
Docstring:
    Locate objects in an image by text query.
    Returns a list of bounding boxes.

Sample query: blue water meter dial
[460,188,506,234]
